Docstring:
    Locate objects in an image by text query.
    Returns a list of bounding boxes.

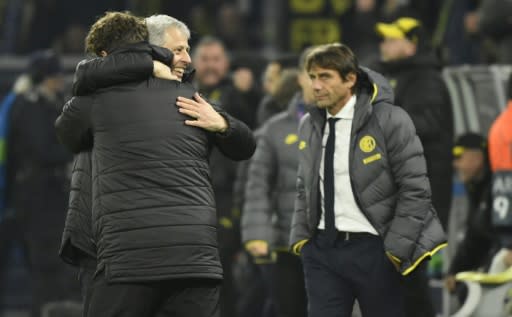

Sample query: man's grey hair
[145,15,190,46]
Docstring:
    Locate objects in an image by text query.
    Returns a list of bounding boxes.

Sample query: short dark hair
[85,11,148,56]
[305,43,359,84]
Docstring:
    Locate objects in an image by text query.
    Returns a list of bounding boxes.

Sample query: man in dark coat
[376,17,454,317]
[6,50,80,317]
[55,12,256,317]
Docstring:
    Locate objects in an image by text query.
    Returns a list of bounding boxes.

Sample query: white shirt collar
[326,95,357,120]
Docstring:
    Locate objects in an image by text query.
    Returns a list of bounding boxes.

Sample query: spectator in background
[193,36,260,129]
[444,133,496,298]
[257,68,301,127]
[0,73,32,311]
[475,0,512,63]
[487,73,512,272]
[488,73,512,173]
[376,16,454,317]
[376,17,454,229]
[256,56,300,127]
[6,49,79,317]
[442,0,484,64]
[242,47,315,317]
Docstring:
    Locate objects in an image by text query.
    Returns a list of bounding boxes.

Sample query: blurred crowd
[1,0,512,64]
[0,0,512,316]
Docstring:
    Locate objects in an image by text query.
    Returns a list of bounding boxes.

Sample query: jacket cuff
[291,239,309,255]
[214,112,234,138]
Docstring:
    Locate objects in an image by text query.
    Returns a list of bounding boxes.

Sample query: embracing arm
[213,110,256,161]
[176,93,256,161]
[73,43,173,95]
[55,96,94,153]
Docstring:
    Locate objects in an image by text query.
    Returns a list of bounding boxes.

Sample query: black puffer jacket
[56,77,256,282]
[378,52,454,229]
[290,68,446,276]
[59,43,173,266]
[59,151,95,265]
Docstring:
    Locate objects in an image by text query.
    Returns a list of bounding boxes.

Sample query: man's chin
[172,73,183,82]
[315,102,329,109]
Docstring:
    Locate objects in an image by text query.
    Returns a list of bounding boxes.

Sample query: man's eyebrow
[174,45,190,52]
[318,71,332,77]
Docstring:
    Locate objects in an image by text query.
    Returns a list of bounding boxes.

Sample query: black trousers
[78,256,96,317]
[403,261,435,317]
[266,251,307,317]
[301,231,405,317]
[86,274,221,317]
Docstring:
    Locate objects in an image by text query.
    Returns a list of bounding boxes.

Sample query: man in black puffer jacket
[55,12,255,317]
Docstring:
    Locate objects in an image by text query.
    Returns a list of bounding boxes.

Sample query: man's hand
[176,93,228,133]
[153,61,179,81]
[246,240,269,257]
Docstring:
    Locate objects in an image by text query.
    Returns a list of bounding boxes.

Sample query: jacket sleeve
[382,106,434,262]
[213,108,256,161]
[241,127,277,244]
[55,96,94,153]
[289,120,311,251]
[72,44,173,96]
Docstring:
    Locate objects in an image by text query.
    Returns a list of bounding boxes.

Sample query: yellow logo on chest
[359,135,376,153]
[285,134,299,145]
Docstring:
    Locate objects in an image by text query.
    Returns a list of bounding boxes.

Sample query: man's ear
[100,50,108,57]
[346,72,357,89]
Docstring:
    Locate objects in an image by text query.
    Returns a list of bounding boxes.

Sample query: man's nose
[311,79,322,91]
[183,51,192,64]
